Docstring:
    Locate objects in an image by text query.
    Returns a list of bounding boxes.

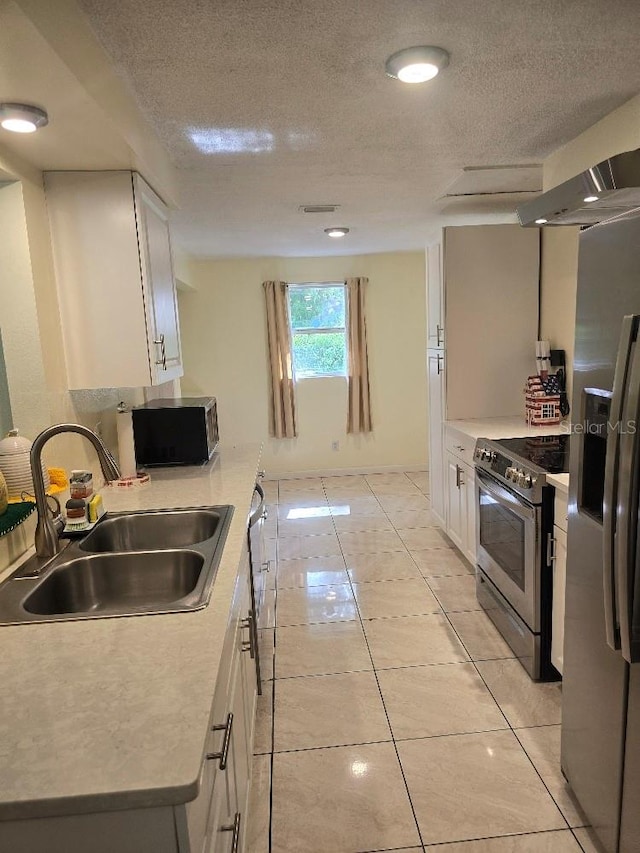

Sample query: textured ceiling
[77,0,640,257]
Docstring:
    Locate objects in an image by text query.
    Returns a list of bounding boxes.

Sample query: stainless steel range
[473,434,570,681]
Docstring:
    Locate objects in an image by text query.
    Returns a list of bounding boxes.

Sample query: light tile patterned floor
[246,472,594,853]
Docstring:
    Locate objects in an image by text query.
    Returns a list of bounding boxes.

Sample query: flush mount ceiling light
[535,218,548,224]
[324,227,349,238]
[584,195,599,203]
[385,46,450,83]
[0,103,48,133]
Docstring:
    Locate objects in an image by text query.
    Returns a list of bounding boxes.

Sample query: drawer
[444,428,475,465]
[554,491,568,533]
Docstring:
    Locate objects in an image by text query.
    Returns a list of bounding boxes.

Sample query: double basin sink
[0,506,234,624]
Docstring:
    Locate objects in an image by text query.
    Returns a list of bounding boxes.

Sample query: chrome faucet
[31,424,121,559]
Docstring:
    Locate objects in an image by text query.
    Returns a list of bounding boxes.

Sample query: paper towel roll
[116,408,137,479]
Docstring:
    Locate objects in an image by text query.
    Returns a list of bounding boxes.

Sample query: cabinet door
[134,175,183,384]
[551,525,567,675]
[428,351,446,525]
[427,241,444,349]
[464,464,477,566]
[446,452,465,552]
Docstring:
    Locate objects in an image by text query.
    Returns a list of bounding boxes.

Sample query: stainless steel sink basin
[80,509,224,552]
[0,504,234,624]
[23,551,205,616]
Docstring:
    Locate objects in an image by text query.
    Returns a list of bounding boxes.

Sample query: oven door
[476,468,541,631]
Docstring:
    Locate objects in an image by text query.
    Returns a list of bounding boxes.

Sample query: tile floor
[246,471,599,853]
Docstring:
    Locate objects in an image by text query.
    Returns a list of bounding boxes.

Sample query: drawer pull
[220,812,241,853]
[241,612,256,657]
[208,712,233,770]
[547,533,557,565]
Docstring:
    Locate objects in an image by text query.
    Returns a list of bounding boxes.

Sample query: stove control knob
[505,466,515,481]
[523,474,533,489]
[484,449,495,462]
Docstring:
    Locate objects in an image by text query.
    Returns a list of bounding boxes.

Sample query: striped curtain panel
[263,280,297,438]
[346,276,372,433]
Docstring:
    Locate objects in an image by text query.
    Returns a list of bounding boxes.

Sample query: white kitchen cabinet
[551,525,567,675]
[446,451,467,552]
[190,550,255,853]
[2,542,257,853]
[444,446,477,564]
[551,488,569,675]
[427,350,446,525]
[44,170,183,390]
[464,465,477,565]
[444,427,477,565]
[427,224,540,558]
[426,241,444,349]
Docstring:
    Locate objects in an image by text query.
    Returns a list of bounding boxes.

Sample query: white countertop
[547,472,569,493]
[0,443,261,820]
[445,416,571,441]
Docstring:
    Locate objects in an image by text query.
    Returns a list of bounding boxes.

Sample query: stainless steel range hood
[517,148,640,227]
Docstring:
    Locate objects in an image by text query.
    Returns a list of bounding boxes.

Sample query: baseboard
[263,464,429,481]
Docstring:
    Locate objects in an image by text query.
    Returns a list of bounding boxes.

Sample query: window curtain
[263,280,297,438]
[346,276,372,434]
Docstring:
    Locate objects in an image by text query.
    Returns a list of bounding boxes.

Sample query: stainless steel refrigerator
[561,213,640,853]
[516,148,640,853]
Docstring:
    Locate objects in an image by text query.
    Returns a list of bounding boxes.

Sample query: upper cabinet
[45,171,183,390]
[428,224,540,421]
[426,242,444,350]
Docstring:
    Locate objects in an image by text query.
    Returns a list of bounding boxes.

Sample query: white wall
[0,181,50,440]
[178,252,428,477]
[540,93,640,408]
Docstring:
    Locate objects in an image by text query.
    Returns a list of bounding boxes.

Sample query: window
[288,283,347,378]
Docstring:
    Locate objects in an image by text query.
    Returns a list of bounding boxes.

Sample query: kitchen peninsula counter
[0,443,261,823]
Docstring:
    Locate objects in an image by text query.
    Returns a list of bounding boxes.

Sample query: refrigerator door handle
[614,315,640,662]
[603,315,638,651]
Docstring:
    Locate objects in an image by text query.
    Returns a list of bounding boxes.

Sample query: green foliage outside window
[288,285,347,377]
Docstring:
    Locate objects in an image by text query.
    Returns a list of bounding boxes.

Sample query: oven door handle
[476,469,537,522]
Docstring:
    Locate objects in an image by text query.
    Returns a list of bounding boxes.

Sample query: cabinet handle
[437,354,444,375]
[262,559,271,572]
[436,324,444,347]
[153,333,167,369]
[547,533,557,565]
[455,464,464,489]
[241,612,255,658]
[220,812,241,853]
[208,712,233,770]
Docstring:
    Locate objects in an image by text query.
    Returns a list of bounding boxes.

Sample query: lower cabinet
[445,451,477,566]
[446,452,467,553]
[0,543,258,853]
[184,548,256,853]
[550,488,569,676]
[551,522,568,676]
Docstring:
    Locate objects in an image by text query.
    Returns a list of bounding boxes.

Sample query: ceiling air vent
[299,204,340,214]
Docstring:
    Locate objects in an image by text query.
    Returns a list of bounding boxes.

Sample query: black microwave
[131,397,219,466]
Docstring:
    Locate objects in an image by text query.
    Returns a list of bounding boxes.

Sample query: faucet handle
[46,493,61,518]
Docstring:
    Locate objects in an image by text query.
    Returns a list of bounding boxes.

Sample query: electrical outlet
[331,440,339,451]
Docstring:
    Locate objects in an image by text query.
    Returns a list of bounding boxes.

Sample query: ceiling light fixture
[584,195,599,203]
[535,218,548,224]
[0,103,48,134]
[324,227,349,238]
[385,46,450,83]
